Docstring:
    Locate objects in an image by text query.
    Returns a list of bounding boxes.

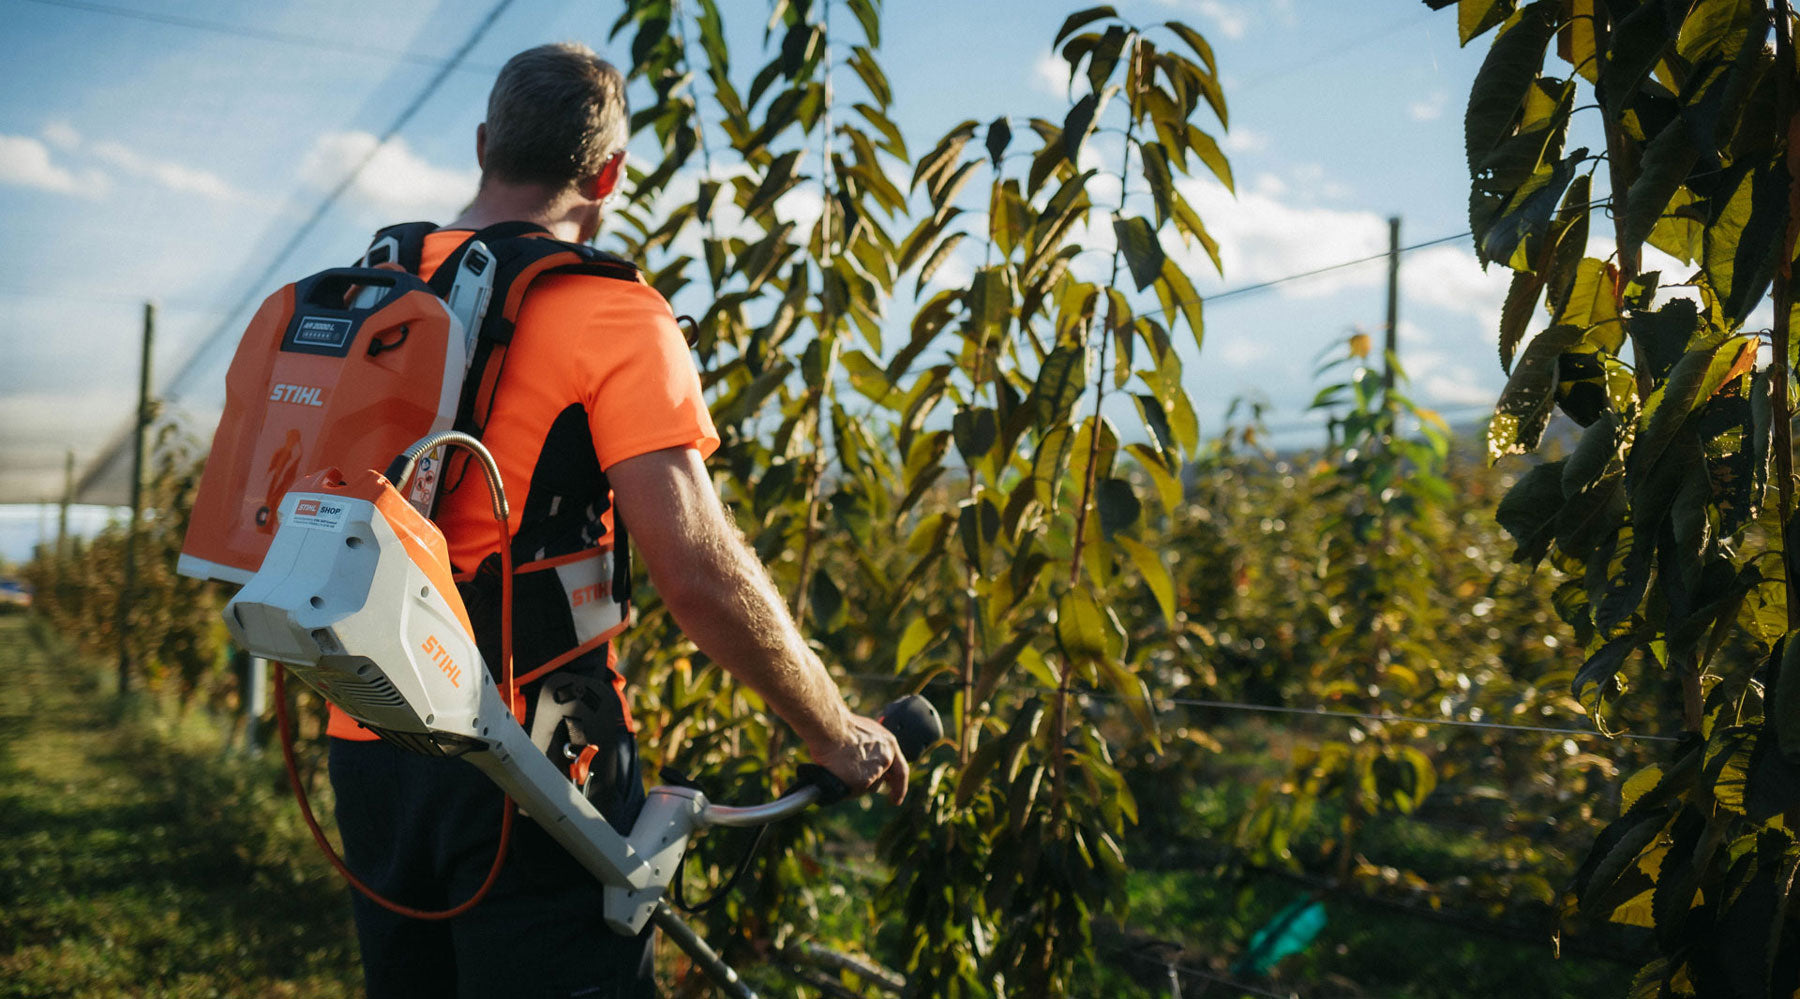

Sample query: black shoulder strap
[363,221,438,272]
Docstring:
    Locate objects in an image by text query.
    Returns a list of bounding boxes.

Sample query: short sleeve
[578,280,720,470]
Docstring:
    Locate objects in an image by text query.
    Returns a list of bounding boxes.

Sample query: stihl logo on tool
[570,582,611,607]
[420,634,464,688]
[270,382,326,407]
[294,499,320,517]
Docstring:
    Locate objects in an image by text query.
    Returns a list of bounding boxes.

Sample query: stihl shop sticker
[288,497,348,531]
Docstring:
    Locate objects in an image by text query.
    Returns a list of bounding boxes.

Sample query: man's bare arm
[607,446,906,802]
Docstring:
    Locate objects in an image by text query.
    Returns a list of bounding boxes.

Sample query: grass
[0,615,360,999]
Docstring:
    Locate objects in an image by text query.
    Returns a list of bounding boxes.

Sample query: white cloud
[1174,177,1388,297]
[0,134,104,197]
[1221,128,1268,154]
[1034,52,1070,97]
[26,122,249,203]
[1404,244,1510,322]
[1409,92,1448,122]
[299,131,479,220]
[41,120,80,152]
[1160,0,1250,40]
[89,140,248,202]
[1404,341,1501,409]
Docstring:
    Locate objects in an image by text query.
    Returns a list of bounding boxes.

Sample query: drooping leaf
[1488,323,1586,461]
[1619,121,1701,264]
[1095,477,1140,539]
[1457,0,1517,46]
[1056,586,1110,661]
[1112,215,1165,291]
[1496,459,1566,563]
[1465,2,1558,174]
[1054,6,1118,49]
[986,115,1012,167]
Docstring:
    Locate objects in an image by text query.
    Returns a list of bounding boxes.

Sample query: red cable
[276,669,514,920]
[276,459,520,921]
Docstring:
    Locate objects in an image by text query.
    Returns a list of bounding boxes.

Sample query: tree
[607,2,1229,994]
[1431,0,1800,992]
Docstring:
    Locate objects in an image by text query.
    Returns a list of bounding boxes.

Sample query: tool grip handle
[878,694,943,762]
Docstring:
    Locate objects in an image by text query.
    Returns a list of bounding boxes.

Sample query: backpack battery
[179,268,468,584]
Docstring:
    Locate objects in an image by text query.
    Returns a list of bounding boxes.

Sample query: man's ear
[587,151,625,201]
[475,123,488,170]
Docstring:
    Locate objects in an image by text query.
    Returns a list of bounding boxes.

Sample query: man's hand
[805,713,909,805]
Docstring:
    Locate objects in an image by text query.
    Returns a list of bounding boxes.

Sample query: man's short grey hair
[483,42,629,190]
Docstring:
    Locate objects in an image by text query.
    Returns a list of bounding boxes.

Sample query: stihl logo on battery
[570,582,612,607]
[270,383,325,407]
[420,635,464,688]
[294,500,320,517]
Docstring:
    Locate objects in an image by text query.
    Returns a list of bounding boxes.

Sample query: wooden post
[57,448,72,560]
[117,302,154,695]
[1382,216,1401,393]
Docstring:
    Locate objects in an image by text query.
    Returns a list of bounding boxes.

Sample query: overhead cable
[17,0,505,73]
[845,674,1677,744]
[74,0,520,499]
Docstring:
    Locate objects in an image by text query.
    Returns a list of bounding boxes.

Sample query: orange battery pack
[179,268,468,584]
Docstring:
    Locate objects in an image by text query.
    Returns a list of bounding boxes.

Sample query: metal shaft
[653,901,759,999]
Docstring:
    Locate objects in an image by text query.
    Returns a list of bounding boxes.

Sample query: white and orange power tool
[223,431,682,934]
[224,431,943,973]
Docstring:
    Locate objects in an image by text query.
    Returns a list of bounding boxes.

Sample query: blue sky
[0,0,1511,560]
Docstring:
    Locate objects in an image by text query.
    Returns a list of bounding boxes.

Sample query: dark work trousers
[327,685,652,998]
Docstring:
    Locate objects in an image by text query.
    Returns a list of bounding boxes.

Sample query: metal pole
[1382,216,1400,393]
[652,901,759,999]
[118,301,154,695]
[58,448,73,560]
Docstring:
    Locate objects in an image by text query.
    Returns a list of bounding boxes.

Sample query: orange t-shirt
[327,230,719,740]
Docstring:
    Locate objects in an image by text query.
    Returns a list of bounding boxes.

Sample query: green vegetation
[0,615,358,999]
[25,0,1800,996]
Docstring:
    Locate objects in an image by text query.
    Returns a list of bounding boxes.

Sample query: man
[326,42,906,999]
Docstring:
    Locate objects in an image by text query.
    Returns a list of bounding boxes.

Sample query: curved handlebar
[694,695,942,827]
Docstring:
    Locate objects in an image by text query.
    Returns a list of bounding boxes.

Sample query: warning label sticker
[287,497,349,532]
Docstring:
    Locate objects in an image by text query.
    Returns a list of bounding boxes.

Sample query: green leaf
[953,407,998,464]
[1063,92,1099,163]
[1633,339,1754,484]
[1162,21,1216,74]
[1139,141,1174,228]
[1028,346,1087,431]
[846,45,891,107]
[845,0,879,47]
[1496,459,1565,563]
[916,232,968,292]
[1457,0,1517,46]
[1116,534,1174,623]
[1112,216,1165,292]
[1598,0,1674,119]
[1574,635,1638,700]
[1574,805,1674,914]
[969,265,1011,338]
[1705,164,1787,325]
[1465,2,1557,174]
[808,569,844,630]
[1620,122,1700,265]
[1153,254,1204,353]
[744,149,804,219]
[1481,149,1579,268]
[1498,267,1546,374]
[985,115,1012,167]
[1488,323,1587,461]
[1095,478,1140,539]
[1185,125,1235,192]
[1056,586,1110,661]
[1054,6,1118,49]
